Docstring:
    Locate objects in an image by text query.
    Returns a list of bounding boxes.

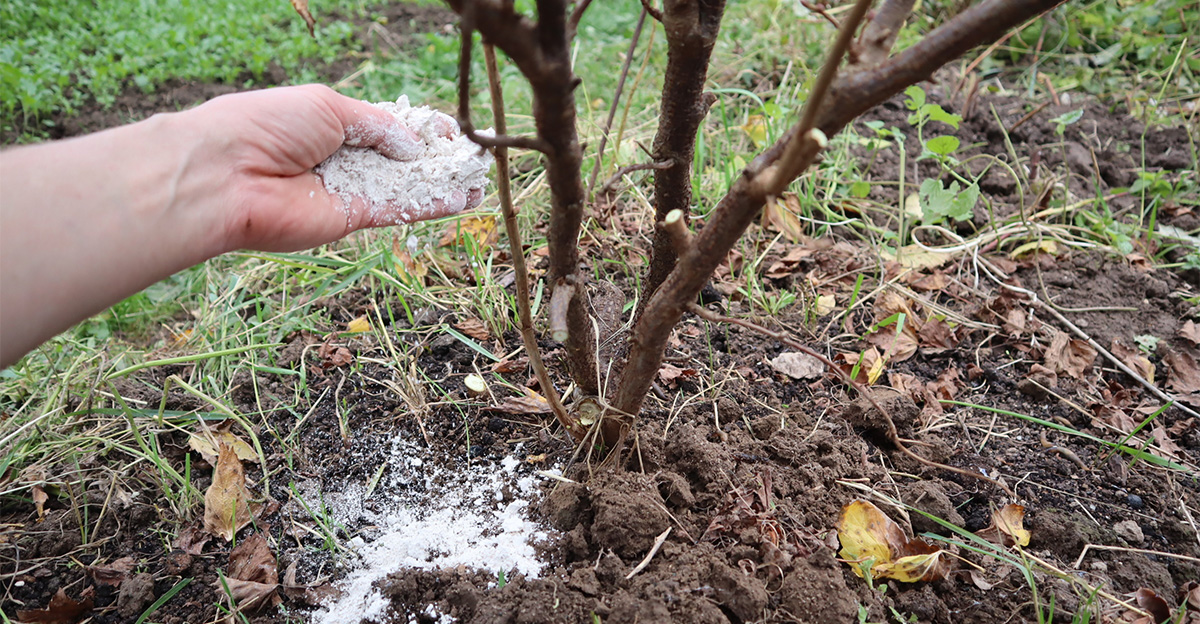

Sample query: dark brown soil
[3,15,1199,624]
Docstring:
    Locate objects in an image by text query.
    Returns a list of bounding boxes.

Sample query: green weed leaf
[925,135,960,157]
[919,179,978,224]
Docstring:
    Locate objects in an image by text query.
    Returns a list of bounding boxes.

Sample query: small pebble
[1127,494,1144,509]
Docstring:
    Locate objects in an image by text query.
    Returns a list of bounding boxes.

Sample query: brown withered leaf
[1151,425,1183,460]
[189,430,257,466]
[1132,588,1172,624]
[910,272,949,292]
[223,533,281,613]
[281,561,338,607]
[976,504,1030,547]
[174,523,211,555]
[926,367,962,402]
[487,392,552,415]
[890,372,924,401]
[918,319,958,351]
[88,556,136,587]
[288,0,316,37]
[318,342,354,369]
[866,323,919,363]
[1181,321,1200,347]
[835,347,886,385]
[203,442,255,542]
[1163,349,1200,394]
[1044,331,1097,379]
[17,588,94,624]
[1111,338,1155,385]
[32,484,48,522]
[837,500,951,583]
[491,357,528,374]
[764,195,808,243]
[454,317,491,342]
[391,233,428,283]
[1003,308,1027,337]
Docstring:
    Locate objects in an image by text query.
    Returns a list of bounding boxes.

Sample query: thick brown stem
[450,0,599,396]
[484,45,584,441]
[612,0,1066,423]
[637,0,727,318]
[852,0,917,68]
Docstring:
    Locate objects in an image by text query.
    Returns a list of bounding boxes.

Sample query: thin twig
[687,304,1016,497]
[567,0,596,37]
[627,526,672,579]
[640,0,663,23]
[586,7,648,198]
[484,43,583,441]
[456,7,551,154]
[759,0,873,195]
[596,159,674,196]
[980,257,1200,421]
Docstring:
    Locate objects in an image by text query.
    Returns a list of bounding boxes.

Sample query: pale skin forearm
[1,113,223,365]
[0,85,480,368]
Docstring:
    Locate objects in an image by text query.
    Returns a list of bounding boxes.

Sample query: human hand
[176,85,484,253]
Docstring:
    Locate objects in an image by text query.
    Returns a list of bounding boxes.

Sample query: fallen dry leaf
[768,352,826,380]
[203,442,255,542]
[491,357,528,374]
[32,484,48,522]
[880,245,954,271]
[1181,321,1200,347]
[487,392,552,415]
[1043,331,1097,379]
[1151,425,1183,460]
[17,588,94,624]
[867,323,919,363]
[288,0,316,37]
[836,347,886,385]
[837,500,951,583]
[814,293,837,316]
[763,195,808,243]
[174,523,212,555]
[189,430,257,466]
[1132,587,1172,624]
[910,271,949,292]
[1163,349,1200,394]
[1111,338,1155,385]
[317,342,354,369]
[345,316,371,334]
[454,317,491,342]
[88,556,136,587]
[918,319,958,351]
[440,214,497,248]
[222,533,281,613]
[976,504,1030,547]
[281,561,337,607]
[391,234,429,283]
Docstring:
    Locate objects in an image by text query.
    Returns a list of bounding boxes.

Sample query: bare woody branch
[449,0,599,396]
[636,0,728,317]
[612,0,1067,424]
[851,0,917,68]
[567,0,596,38]
[483,44,584,440]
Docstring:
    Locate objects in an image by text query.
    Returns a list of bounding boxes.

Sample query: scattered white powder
[310,441,547,624]
[315,96,493,226]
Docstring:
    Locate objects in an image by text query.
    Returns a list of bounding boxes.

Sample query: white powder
[315,96,493,226]
[310,443,547,624]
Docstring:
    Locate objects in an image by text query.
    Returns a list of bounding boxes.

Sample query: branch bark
[483,44,585,441]
[636,0,728,318]
[451,0,599,396]
[611,0,1067,427]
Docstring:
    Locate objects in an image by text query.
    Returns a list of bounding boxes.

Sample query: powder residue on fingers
[315,96,493,226]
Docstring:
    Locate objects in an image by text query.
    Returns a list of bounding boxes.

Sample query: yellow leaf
[32,485,48,522]
[189,431,257,465]
[764,195,808,242]
[903,193,922,220]
[994,504,1031,547]
[879,245,955,271]
[1009,239,1059,259]
[866,352,886,384]
[874,551,950,582]
[741,114,768,148]
[439,215,498,248]
[203,442,255,542]
[815,294,837,316]
[391,234,428,283]
[346,316,371,333]
[837,500,905,577]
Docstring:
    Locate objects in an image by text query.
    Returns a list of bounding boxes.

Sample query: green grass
[0,0,373,137]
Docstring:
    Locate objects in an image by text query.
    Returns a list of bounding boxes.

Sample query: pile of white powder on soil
[315,96,493,226]
[308,440,550,624]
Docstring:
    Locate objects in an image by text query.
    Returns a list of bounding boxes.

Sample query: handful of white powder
[315,96,493,225]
